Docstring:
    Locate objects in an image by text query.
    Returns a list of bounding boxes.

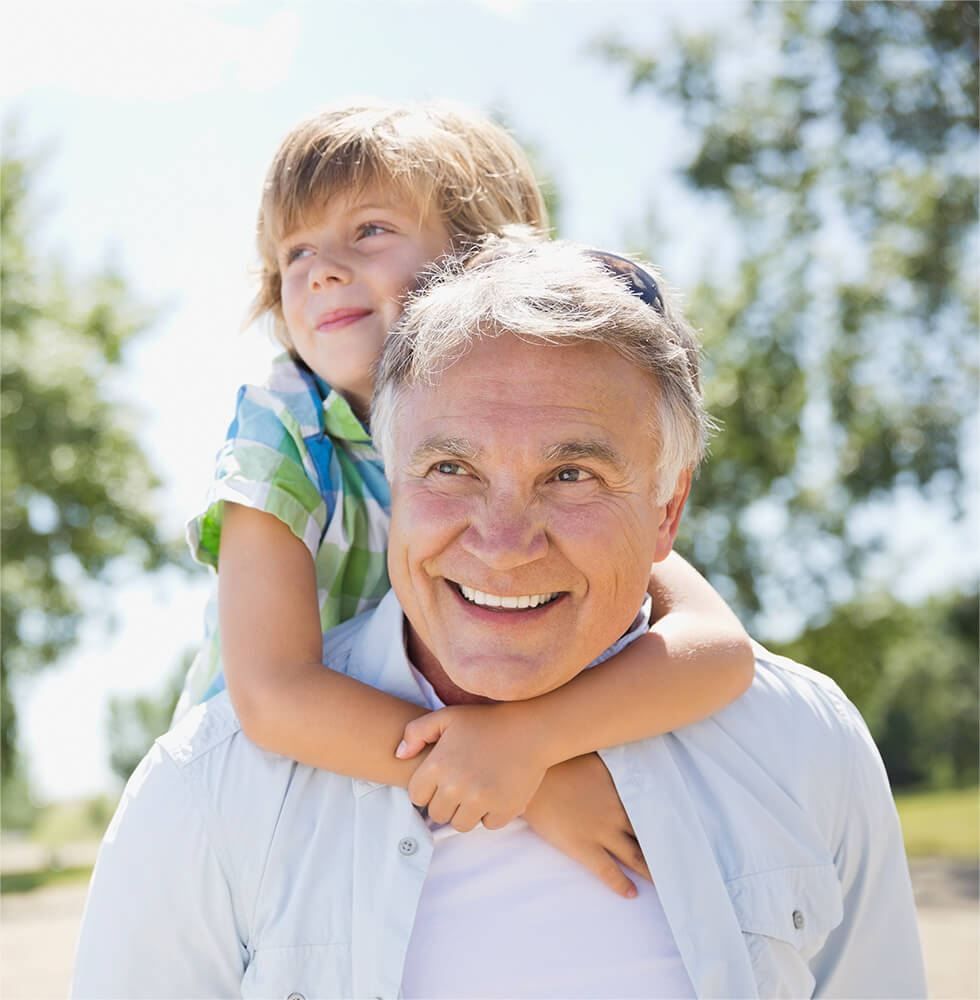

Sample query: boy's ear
[653,469,692,563]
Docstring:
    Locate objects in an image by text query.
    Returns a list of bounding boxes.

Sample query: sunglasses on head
[587,250,665,315]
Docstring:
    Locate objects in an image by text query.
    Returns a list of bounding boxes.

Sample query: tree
[598,1,978,630]
[1,140,178,789]
[774,588,978,788]
[106,652,187,783]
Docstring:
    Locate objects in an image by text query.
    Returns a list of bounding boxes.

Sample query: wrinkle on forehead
[408,435,480,465]
[407,432,629,476]
[543,439,627,475]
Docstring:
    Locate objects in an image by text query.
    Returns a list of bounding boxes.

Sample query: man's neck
[404,621,496,706]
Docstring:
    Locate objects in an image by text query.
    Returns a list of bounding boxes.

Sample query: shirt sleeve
[187,385,331,570]
[70,743,247,999]
[810,699,928,997]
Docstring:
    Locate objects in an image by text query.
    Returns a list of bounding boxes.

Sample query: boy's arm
[535,549,754,760]
[219,501,430,786]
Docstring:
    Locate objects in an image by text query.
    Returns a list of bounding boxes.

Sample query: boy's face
[277,186,452,421]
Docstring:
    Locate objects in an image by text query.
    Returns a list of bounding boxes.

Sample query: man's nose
[309,249,353,289]
[459,493,548,570]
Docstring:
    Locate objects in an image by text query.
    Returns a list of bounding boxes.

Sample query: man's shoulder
[702,641,874,790]
[744,641,862,736]
[155,692,245,772]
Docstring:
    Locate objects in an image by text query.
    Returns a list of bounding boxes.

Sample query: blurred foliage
[0,766,40,832]
[773,588,978,788]
[1,139,179,794]
[894,785,979,858]
[598,1,978,627]
[106,651,187,783]
[29,791,117,846]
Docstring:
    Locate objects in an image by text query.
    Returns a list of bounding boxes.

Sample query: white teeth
[459,584,559,609]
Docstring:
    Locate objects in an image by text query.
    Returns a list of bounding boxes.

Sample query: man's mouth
[457,583,562,611]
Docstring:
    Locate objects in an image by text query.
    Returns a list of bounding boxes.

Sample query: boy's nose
[310,252,353,289]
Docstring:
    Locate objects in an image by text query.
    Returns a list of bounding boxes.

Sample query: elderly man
[72,237,925,999]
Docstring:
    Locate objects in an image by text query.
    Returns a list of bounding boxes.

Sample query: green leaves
[601,1,977,629]
[1,141,178,783]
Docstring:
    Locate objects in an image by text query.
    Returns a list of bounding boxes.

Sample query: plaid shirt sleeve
[187,385,331,570]
[176,358,391,717]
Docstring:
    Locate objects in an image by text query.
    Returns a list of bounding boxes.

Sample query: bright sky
[3,0,974,802]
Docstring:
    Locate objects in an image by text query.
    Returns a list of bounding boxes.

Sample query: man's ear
[653,468,692,562]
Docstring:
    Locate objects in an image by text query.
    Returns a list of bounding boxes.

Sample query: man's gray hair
[371,231,711,503]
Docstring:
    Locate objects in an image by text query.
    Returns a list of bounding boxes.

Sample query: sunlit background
[2,0,977,814]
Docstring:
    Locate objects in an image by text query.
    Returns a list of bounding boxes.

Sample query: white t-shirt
[401,603,695,998]
[400,817,695,999]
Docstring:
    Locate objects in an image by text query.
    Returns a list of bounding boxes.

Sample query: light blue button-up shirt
[72,591,925,998]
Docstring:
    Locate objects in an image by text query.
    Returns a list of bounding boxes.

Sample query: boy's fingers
[426,781,467,825]
[395,738,421,759]
[398,713,446,758]
[406,769,436,810]
[611,834,652,883]
[480,808,515,831]
[588,850,638,899]
[449,801,485,833]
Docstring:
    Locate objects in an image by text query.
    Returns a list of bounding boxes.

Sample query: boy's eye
[358,222,390,239]
[554,467,594,483]
[284,246,311,265]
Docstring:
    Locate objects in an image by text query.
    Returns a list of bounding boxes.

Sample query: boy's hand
[523,752,651,899]
[397,704,551,832]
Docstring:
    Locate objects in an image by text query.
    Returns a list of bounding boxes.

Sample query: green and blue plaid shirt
[175,354,391,718]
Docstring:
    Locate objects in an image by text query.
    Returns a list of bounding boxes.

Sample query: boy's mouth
[316,308,371,331]
[455,582,562,611]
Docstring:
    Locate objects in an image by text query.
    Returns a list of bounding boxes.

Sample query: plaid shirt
[175,354,391,718]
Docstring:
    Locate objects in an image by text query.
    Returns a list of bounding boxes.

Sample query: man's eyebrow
[544,439,627,472]
[408,435,481,464]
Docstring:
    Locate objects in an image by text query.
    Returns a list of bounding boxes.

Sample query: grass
[894,785,979,859]
[1,864,92,895]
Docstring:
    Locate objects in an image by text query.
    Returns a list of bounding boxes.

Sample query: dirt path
[1,882,88,1000]
[1,861,976,998]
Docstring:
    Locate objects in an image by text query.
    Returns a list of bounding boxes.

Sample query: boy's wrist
[495,698,566,771]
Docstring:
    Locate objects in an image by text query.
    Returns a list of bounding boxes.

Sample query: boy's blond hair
[251,100,549,350]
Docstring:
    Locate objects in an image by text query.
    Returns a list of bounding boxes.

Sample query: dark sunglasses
[587,250,665,315]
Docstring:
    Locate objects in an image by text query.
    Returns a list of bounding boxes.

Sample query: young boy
[180,100,753,896]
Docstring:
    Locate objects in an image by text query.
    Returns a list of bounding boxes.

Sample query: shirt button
[286,993,305,1000]
[792,909,805,930]
[398,837,418,856]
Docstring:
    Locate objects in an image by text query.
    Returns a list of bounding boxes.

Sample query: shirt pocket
[726,864,843,999]
[240,943,352,1000]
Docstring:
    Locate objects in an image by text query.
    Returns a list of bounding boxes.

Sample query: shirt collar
[307,368,373,444]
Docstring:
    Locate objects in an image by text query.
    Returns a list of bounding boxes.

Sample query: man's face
[387,334,690,702]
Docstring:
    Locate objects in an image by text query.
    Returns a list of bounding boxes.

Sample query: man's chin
[441,652,572,703]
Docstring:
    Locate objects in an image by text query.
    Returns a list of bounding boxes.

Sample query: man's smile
[455,582,563,611]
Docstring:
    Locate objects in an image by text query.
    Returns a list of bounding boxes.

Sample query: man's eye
[434,461,466,476]
[555,467,594,483]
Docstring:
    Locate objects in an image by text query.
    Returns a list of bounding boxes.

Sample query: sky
[3,0,975,802]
